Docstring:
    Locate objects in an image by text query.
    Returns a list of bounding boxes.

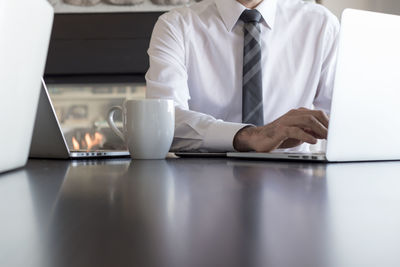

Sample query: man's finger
[304,128,325,139]
[255,134,285,153]
[285,115,328,139]
[293,108,329,128]
[285,127,318,144]
[305,110,329,128]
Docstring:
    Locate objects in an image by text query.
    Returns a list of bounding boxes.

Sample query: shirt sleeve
[313,16,340,115]
[145,13,247,152]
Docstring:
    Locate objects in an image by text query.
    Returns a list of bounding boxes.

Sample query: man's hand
[233,108,329,152]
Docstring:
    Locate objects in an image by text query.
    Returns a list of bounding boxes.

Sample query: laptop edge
[29,80,130,159]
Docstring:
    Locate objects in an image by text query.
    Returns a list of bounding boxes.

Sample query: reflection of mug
[107,99,174,159]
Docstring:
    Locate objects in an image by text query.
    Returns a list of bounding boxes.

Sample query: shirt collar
[215,0,278,32]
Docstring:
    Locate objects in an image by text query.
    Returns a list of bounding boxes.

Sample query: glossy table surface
[1,158,400,267]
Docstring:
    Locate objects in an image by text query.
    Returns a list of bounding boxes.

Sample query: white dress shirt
[146,0,340,152]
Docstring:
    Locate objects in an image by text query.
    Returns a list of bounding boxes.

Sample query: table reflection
[2,159,400,267]
[327,162,400,267]
[44,159,329,267]
[0,161,68,267]
[230,161,328,267]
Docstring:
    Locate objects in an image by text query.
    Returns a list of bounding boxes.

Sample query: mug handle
[107,106,125,142]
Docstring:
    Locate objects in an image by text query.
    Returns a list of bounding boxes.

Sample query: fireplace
[43,2,168,152]
[46,82,145,152]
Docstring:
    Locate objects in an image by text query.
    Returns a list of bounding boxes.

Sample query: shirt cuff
[203,121,250,152]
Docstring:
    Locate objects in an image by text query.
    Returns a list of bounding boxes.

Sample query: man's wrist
[233,126,255,152]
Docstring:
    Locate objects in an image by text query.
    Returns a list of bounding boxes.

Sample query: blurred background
[47,0,400,17]
[43,0,400,152]
[322,0,400,18]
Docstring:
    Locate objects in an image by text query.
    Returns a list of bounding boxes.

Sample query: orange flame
[72,137,80,150]
[84,132,104,151]
[72,132,104,151]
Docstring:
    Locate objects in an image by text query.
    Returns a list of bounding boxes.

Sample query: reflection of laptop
[29,80,130,159]
[0,0,53,173]
[228,9,400,162]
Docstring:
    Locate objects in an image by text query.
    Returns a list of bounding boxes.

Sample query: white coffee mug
[107,99,174,159]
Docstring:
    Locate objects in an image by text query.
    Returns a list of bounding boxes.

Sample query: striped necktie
[240,9,264,126]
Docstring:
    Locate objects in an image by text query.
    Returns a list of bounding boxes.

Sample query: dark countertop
[1,158,400,267]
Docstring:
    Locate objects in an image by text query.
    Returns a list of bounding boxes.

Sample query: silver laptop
[0,0,53,173]
[228,9,400,162]
[29,80,130,159]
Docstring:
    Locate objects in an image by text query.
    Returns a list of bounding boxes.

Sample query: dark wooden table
[1,158,400,267]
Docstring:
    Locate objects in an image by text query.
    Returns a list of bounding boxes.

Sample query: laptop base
[227,152,327,162]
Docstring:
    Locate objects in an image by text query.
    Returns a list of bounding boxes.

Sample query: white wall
[322,0,400,18]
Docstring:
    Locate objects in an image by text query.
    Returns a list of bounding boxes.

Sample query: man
[146,0,339,152]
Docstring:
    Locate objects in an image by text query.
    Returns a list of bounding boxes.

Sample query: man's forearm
[173,106,249,152]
